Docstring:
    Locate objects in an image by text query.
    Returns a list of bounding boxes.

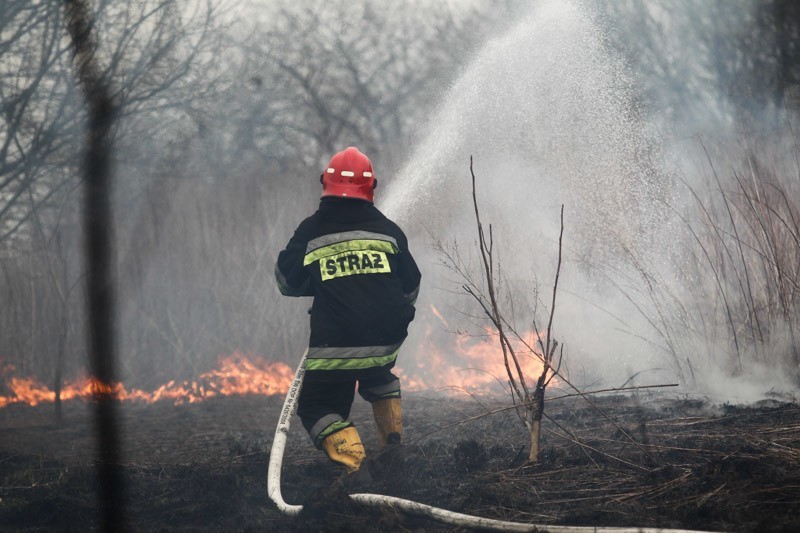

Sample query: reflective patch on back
[320,250,391,280]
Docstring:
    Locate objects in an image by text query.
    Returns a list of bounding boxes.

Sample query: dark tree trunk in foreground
[63,1,125,530]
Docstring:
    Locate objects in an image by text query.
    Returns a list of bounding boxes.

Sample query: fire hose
[267,350,722,533]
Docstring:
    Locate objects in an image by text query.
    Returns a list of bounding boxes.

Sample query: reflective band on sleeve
[405,285,420,305]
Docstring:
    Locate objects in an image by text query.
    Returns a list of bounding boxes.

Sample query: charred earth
[1,393,799,532]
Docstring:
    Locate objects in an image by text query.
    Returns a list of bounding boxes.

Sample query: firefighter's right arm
[397,232,421,305]
[275,225,313,297]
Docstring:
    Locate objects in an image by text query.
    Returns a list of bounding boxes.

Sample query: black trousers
[298,367,400,446]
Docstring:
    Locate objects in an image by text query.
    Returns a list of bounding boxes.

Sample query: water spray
[267,350,722,533]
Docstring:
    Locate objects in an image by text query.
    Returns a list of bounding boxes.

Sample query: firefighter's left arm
[275,223,314,297]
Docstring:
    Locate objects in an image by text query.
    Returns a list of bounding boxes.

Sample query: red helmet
[321,147,376,202]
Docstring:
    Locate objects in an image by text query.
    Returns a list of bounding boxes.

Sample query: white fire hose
[266,348,308,515]
[267,350,722,533]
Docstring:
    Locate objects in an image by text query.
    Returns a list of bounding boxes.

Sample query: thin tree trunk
[529,418,541,463]
[54,311,67,423]
[528,386,545,463]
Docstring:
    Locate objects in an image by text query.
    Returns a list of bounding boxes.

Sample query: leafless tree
[439,159,669,464]
[0,1,81,247]
[438,158,565,463]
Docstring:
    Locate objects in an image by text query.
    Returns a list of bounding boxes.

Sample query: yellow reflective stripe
[306,349,399,371]
[320,250,390,280]
[303,239,398,266]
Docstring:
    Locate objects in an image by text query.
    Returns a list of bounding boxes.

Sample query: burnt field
[1,393,799,532]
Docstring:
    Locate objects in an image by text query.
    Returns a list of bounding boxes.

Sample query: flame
[1,310,560,407]
[398,306,557,395]
[0,351,294,408]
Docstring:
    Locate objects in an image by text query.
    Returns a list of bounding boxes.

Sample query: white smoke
[380,0,798,402]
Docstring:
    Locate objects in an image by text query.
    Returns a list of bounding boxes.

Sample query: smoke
[381,0,798,401]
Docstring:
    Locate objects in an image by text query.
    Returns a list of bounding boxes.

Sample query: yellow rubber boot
[372,398,403,449]
[321,426,366,473]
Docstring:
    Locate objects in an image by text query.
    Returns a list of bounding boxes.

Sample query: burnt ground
[0,392,799,532]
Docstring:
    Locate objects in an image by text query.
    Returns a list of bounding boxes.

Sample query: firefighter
[275,147,421,474]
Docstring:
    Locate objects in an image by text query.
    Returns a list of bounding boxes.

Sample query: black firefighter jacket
[275,197,421,376]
